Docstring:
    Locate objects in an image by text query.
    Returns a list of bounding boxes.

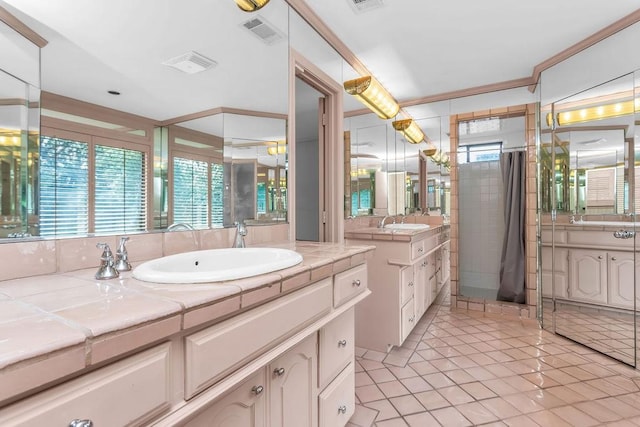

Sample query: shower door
[548,73,637,366]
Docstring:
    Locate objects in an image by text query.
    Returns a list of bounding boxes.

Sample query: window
[173,157,209,228]
[39,134,148,237]
[457,142,502,164]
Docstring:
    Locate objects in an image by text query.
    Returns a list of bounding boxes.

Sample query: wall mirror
[543,73,636,216]
[344,112,450,219]
[0,0,292,240]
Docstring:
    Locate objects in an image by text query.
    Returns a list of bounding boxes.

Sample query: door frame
[289,49,344,243]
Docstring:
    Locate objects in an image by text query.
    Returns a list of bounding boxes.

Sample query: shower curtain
[497,151,526,303]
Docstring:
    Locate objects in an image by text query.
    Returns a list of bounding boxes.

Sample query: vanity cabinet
[541,246,569,298]
[0,343,172,426]
[607,251,638,308]
[0,261,369,427]
[346,228,449,353]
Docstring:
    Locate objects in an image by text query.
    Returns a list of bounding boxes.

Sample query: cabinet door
[400,266,414,305]
[401,298,415,343]
[414,258,427,319]
[568,249,607,304]
[318,362,355,427]
[181,370,266,427]
[269,334,317,427]
[608,251,637,308]
[541,247,568,299]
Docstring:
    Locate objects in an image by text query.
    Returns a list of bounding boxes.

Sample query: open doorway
[289,51,344,243]
[295,77,325,241]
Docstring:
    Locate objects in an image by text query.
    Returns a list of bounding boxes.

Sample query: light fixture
[392,119,425,144]
[422,142,437,157]
[547,98,640,127]
[267,144,286,155]
[234,0,270,12]
[344,76,400,119]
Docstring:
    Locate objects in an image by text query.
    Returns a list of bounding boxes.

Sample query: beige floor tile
[368,368,396,384]
[502,414,541,427]
[528,409,573,427]
[430,406,472,427]
[413,390,451,411]
[407,360,438,375]
[480,397,523,419]
[597,396,640,418]
[444,368,477,385]
[574,400,623,423]
[388,394,425,416]
[545,385,588,404]
[437,385,475,405]
[377,380,410,398]
[374,418,408,427]
[386,365,417,380]
[521,372,560,389]
[403,411,439,427]
[356,384,385,403]
[482,378,520,396]
[349,404,378,427]
[399,376,432,393]
[461,381,498,400]
[551,405,600,426]
[362,349,387,362]
[422,372,456,389]
[456,401,499,425]
[363,399,399,421]
[564,381,608,400]
[355,371,374,387]
[359,359,386,371]
[502,393,546,414]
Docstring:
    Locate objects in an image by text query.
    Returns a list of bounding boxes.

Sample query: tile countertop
[344,224,448,242]
[0,241,374,404]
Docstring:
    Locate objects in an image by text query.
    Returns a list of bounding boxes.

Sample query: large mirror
[344,112,450,219]
[0,0,291,239]
[543,71,638,366]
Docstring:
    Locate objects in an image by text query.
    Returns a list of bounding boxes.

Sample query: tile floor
[349,290,640,426]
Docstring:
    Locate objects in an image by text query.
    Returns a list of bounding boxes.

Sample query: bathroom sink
[132,248,303,284]
[384,223,431,230]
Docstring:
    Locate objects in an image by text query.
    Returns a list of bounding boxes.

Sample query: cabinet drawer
[400,266,414,305]
[411,239,425,259]
[318,362,355,427]
[319,308,354,389]
[185,278,332,399]
[334,264,367,307]
[0,343,171,427]
[401,298,415,343]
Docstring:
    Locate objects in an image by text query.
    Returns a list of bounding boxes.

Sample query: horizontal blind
[39,136,89,237]
[211,163,224,227]
[173,157,208,228]
[94,145,147,234]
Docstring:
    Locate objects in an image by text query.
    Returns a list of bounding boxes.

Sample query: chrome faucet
[234,220,247,248]
[379,215,393,228]
[114,236,132,272]
[167,222,194,231]
[95,243,119,280]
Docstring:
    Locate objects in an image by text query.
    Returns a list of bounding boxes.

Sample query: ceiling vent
[348,0,384,13]
[242,15,284,45]
[162,51,217,74]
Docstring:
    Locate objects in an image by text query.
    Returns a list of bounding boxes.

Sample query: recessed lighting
[108,90,121,95]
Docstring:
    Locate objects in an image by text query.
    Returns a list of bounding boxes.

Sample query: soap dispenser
[95,243,120,280]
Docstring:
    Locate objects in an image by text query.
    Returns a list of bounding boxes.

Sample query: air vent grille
[349,0,384,13]
[162,51,217,74]
[242,15,284,45]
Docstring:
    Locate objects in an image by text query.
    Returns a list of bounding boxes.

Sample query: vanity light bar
[235,0,270,12]
[344,76,400,120]
[392,118,425,144]
[548,98,640,127]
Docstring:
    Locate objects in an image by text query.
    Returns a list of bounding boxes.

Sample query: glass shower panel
[551,73,636,366]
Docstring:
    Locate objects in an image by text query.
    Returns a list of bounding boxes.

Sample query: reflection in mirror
[546,72,637,366]
[168,113,287,228]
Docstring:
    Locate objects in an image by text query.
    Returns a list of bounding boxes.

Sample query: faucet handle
[95,243,119,280]
[115,237,132,272]
[96,243,114,261]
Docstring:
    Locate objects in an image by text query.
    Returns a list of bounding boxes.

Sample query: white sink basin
[132,248,303,284]
[384,223,431,230]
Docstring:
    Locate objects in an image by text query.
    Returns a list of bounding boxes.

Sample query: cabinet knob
[421,261,427,267]
[338,339,347,347]
[252,385,264,395]
[409,316,415,322]
[273,367,285,376]
[611,257,617,261]
[418,247,424,253]
[598,255,603,259]
[338,405,347,414]
[408,281,414,287]
[69,420,93,427]
[352,279,361,287]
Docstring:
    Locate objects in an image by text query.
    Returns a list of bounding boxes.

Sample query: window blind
[173,157,209,228]
[39,136,89,237]
[94,145,147,234]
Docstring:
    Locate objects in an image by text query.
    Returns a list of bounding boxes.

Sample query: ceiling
[2,0,639,123]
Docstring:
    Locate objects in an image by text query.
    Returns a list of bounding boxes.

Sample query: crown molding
[0,5,47,48]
